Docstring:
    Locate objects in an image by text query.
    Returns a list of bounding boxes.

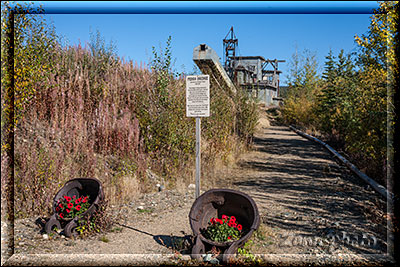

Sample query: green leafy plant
[99,235,109,243]
[237,242,261,264]
[110,226,123,233]
[137,208,154,213]
[202,215,243,242]
[75,199,112,238]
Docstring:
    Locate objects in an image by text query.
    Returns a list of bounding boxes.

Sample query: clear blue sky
[35,1,379,86]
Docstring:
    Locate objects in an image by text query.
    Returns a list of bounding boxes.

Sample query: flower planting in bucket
[189,189,260,263]
[44,178,104,237]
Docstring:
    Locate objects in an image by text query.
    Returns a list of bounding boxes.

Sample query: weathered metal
[44,178,104,237]
[189,189,260,263]
[223,26,238,78]
[203,27,286,106]
[193,44,237,95]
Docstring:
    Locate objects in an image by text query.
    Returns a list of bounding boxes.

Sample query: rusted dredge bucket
[189,189,260,263]
[44,178,104,237]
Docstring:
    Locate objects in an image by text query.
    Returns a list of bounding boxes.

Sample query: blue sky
[36,1,379,85]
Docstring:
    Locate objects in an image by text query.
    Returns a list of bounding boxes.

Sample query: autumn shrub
[342,68,387,185]
[75,199,113,238]
[234,88,259,145]
[8,38,140,214]
[136,36,258,184]
[281,48,321,130]
[281,96,312,128]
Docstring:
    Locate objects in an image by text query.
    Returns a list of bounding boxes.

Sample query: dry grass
[9,43,258,218]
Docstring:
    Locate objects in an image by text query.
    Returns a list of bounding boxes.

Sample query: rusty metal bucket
[44,178,104,237]
[189,189,260,263]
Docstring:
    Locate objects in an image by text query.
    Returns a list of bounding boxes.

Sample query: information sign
[186,75,210,117]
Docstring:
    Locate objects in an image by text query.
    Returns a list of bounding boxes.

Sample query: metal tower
[223,26,238,77]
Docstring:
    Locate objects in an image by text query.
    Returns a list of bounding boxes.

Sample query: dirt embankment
[10,106,389,265]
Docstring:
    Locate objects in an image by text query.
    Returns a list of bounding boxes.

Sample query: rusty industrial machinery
[189,189,260,263]
[194,27,285,106]
[44,178,104,237]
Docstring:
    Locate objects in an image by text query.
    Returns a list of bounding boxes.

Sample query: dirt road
[10,108,390,265]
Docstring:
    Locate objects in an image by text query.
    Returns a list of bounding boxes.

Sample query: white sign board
[186,75,210,117]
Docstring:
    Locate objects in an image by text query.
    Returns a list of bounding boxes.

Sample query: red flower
[228,221,237,228]
[56,207,60,212]
[76,205,81,211]
[82,196,88,203]
[210,218,215,224]
[215,218,223,224]
[64,196,71,202]
[66,209,71,213]
[59,213,64,219]
[229,216,236,222]
[237,224,242,231]
[58,204,63,209]
[67,202,73,209]
[73,195,76,199]
[75,199,80,204]
[222,215,228,222]
[228,236,231,240]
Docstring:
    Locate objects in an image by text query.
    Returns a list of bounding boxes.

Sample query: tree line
[281,1,397,187]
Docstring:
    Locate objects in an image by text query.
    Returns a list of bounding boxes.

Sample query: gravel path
[213,124,388,255]
[9,108,390,265]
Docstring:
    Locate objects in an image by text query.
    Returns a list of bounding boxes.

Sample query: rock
[157,184,165,192]
[209,258,219,264]
[203,254,212,262]
[137,206,144,210]
[42,234,49,240]
[188,184,196,190]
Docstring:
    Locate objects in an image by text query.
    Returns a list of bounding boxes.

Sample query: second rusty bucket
[189,189,260,263]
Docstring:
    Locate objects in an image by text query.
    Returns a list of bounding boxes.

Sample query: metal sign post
[195,117,201,199]
[186,75,210,199]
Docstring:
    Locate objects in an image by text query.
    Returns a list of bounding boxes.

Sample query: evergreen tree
[317,49,338,134]
[321,49,336,83]
[317,49,356,141]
